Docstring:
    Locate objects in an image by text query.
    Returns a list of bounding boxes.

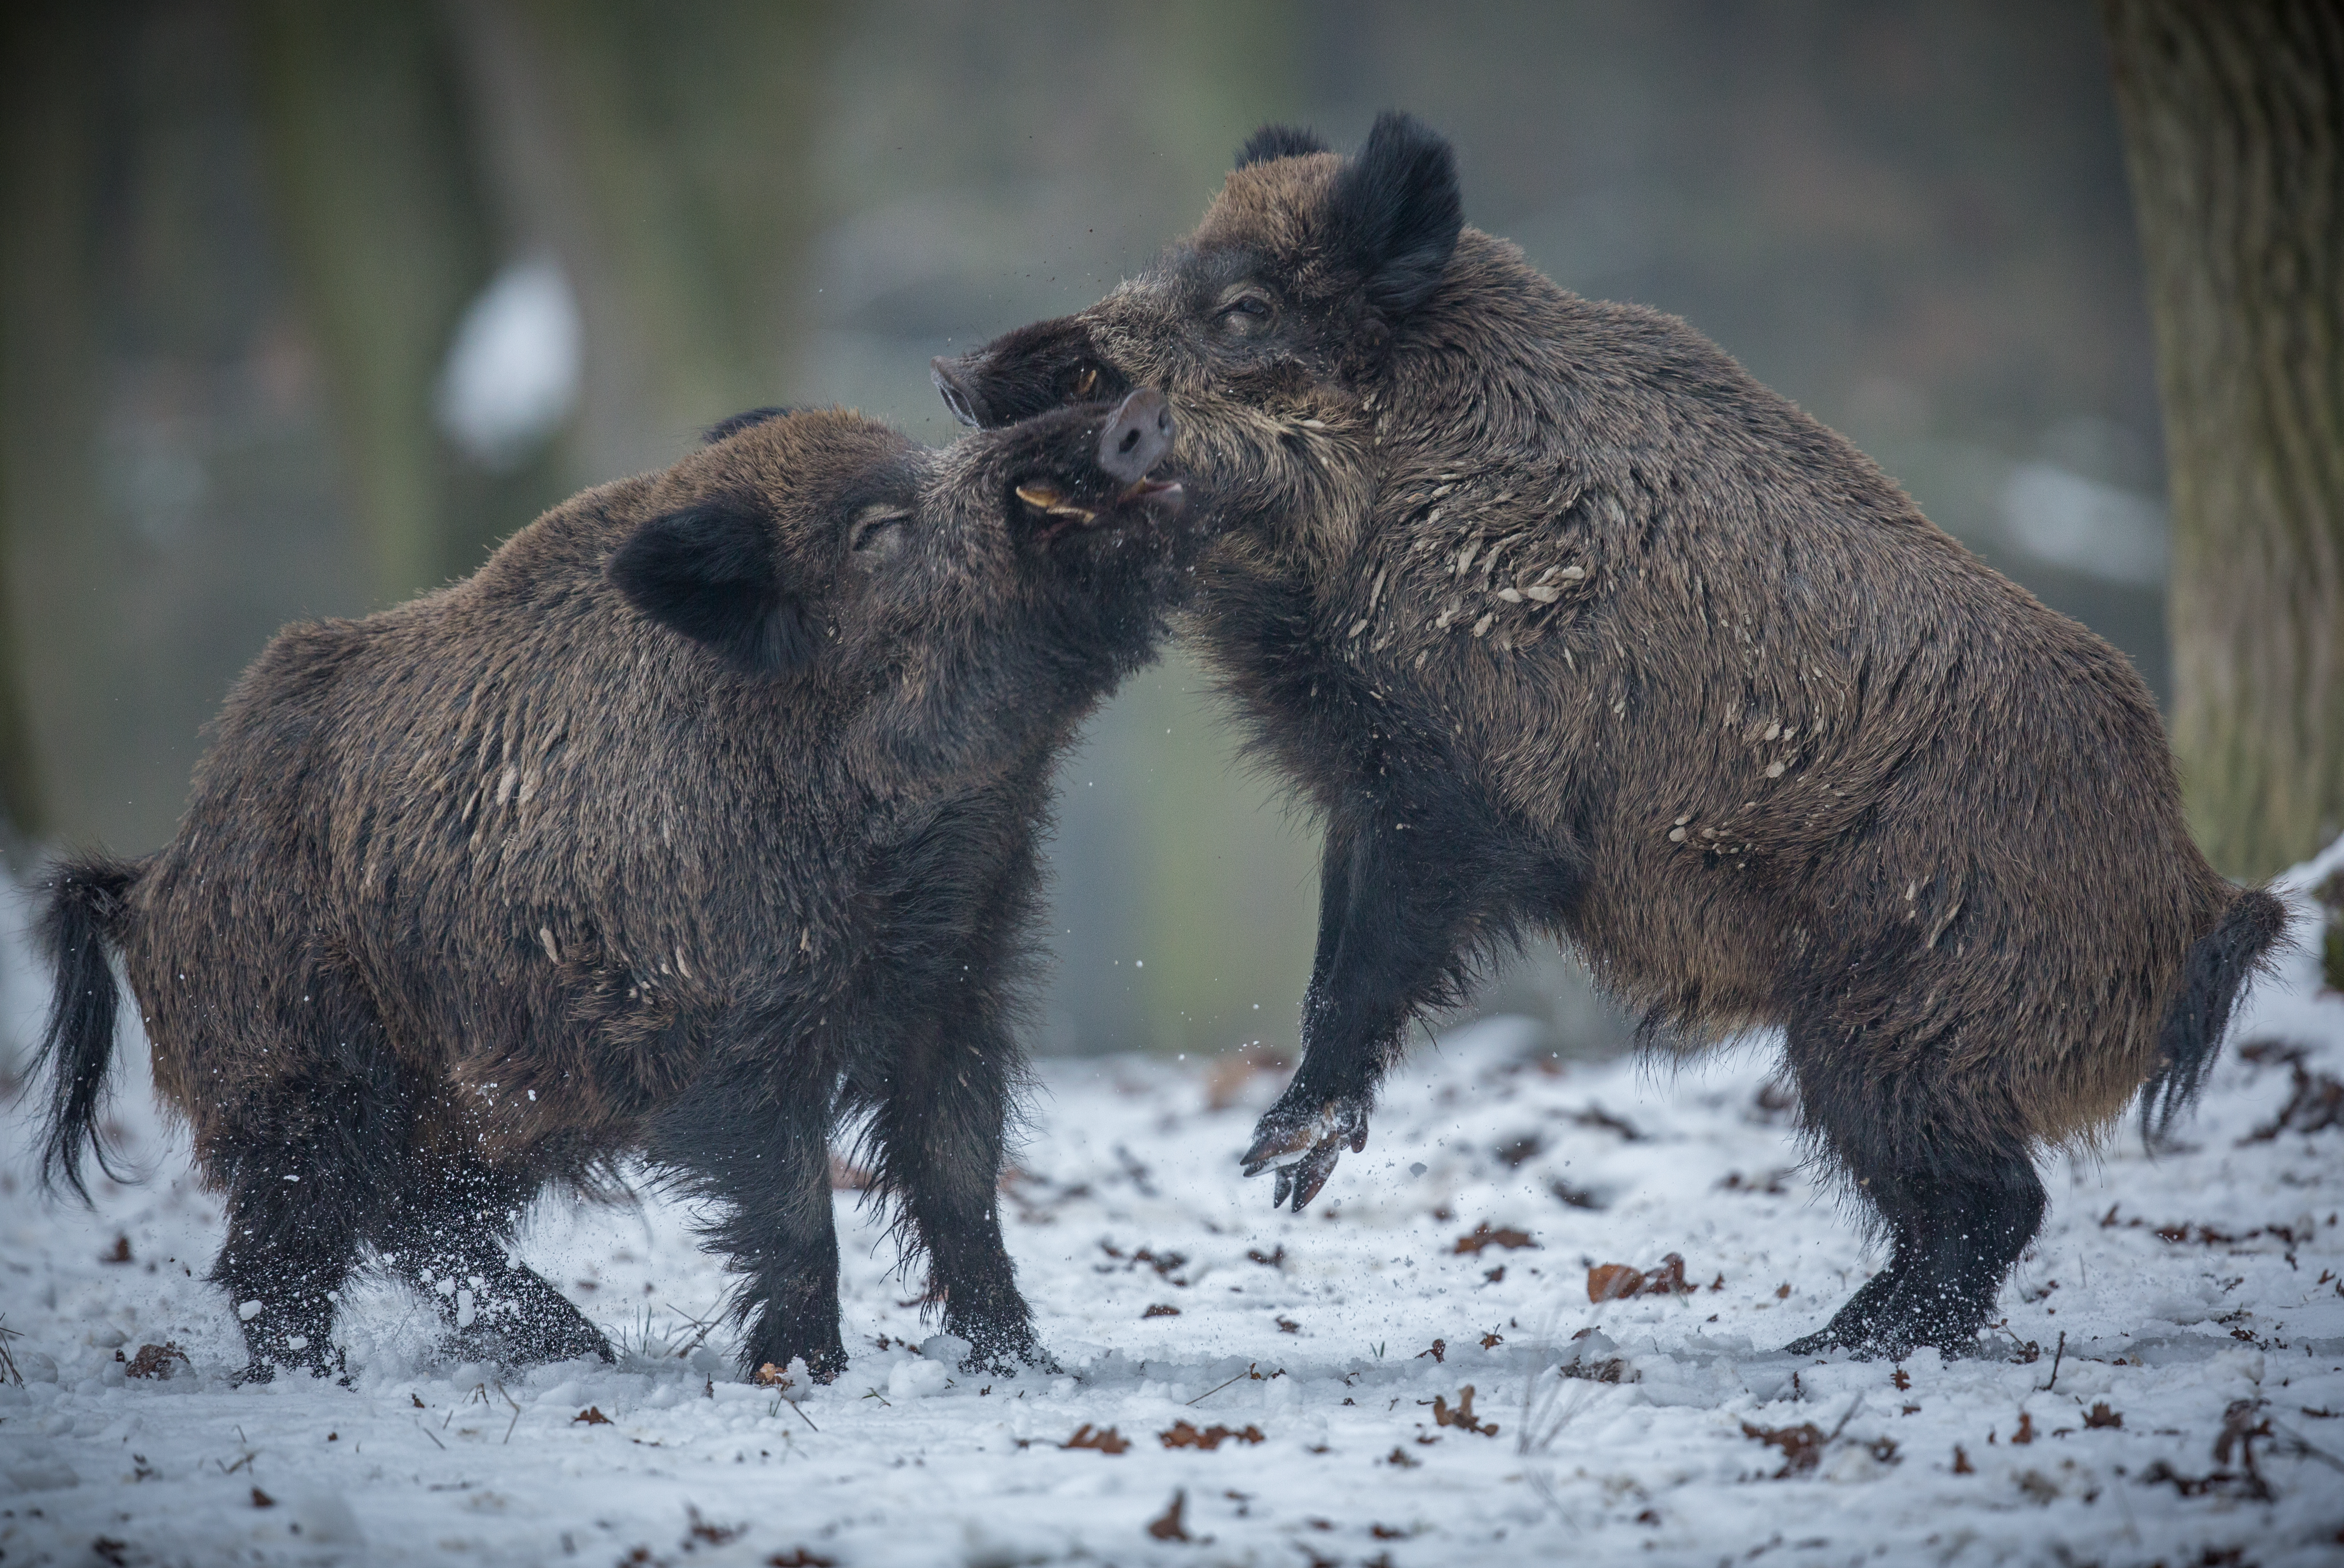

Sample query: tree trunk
[2101,0,2344,879]
[243,0,505,604]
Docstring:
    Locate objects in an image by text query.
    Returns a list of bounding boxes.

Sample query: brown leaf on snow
[1383,1445,1421,1468]
[1143,1303,1181,1319]
[250,1487,275,1508]
[1952,1444,1975,1475]
[1587,1252,1695,1302]
[1416,1338,1447,1363]
[1892,1368,1912,1391]
[1588,1263,1642,1302]
[1431,1385,1499,1437]
[1453,1223,1537,1256]
[1144,1489,1191,1541]
[1740,1420,1826,1477]
[1062,1423,1131,1455]
[2010,1411,2036,1446]
[1480,1331,1503,1350]
[1276,1317,1301,1334]
[572,1406,613,1425]
[124,1343,188,1381]
[101,1235,132,1265]
[684,1507,743,1547]
[2084,1402,2123,1430]
[1159,1419,1265,1450]
[765,1551,838,1568]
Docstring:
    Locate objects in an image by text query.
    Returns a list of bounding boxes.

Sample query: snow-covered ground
[4,856,2344,1568]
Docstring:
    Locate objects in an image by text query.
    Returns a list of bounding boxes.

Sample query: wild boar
[28,390,1196,1382]
[931,114,2286,1358]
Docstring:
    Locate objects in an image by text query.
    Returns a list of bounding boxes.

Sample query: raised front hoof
[1240,1089,1371,1213]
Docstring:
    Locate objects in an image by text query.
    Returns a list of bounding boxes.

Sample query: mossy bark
[2102,0,2344,878]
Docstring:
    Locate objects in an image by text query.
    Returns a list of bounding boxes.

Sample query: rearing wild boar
[29,391,1197,1383]
[933,114,2287,1359]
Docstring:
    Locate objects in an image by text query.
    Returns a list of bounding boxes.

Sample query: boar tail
[2141,884,2291,1143]
[29,852,142,1200]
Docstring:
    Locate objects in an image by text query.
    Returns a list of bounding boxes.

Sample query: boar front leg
[647,1067,846,1382]
[867,1007,1050,1376]
[1242,786,1520,1211]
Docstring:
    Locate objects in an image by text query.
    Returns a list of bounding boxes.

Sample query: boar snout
[932,354,987,428]
[1099,388,1175,483]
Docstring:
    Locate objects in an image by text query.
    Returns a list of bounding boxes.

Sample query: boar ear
[1328,110,1462,318]
[1235,123,1327,168]
[608,503,823,676]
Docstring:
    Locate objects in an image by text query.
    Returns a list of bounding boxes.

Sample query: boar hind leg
[376,1164,612,1366]
[1782,1032,2046,1359]
[881,1038,1046,1375]
[647,1071,846,1382]
[207,1068,404,1383]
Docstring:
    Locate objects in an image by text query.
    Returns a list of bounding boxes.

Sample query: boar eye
[1215,292,1276,339]
[850,504,912,557]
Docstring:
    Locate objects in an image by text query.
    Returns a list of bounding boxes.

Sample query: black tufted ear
[1235,123,1328,168]
[608,503,822,676]
[1325,111,1462,318]
[701,406,793,445]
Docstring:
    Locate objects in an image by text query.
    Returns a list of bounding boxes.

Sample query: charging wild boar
[932,114,2288,1359]
[28,390,1196,1384]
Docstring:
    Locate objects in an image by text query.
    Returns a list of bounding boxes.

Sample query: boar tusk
[1046,504,1099,524]
[1015,483,1063,510]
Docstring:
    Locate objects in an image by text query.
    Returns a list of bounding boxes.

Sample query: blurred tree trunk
[2102,0,2344,878]
[242,0,509,603]
[444,0,835,486]
[0,4,110,848]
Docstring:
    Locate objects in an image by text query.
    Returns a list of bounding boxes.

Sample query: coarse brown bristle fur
[21,395,1205,1385]
[933,110,2291,1360]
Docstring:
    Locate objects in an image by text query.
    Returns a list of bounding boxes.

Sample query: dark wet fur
[22,398,1203,1385]
[936,111,2289,1360]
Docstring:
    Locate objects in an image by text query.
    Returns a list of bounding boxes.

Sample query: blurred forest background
[0,0,2176,1061]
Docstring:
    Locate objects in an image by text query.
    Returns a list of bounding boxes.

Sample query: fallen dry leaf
[1741,1421,1825,1477]
[1587,1253,1696,1302]
[1452,1223,1537,1256]
[1588,1262,1642,1302]
[1145,1489,1190,1541]
[1415,1338,1447,1363]
[2084,1402,2123,1430]
[1062,1423,1130,1455]
[1431,1385,1499,1437]
[573,1406,612,1426]
[1142,1303,1181,1319]
[1158,1419,1265,1450]
[123,1343,188,1381]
